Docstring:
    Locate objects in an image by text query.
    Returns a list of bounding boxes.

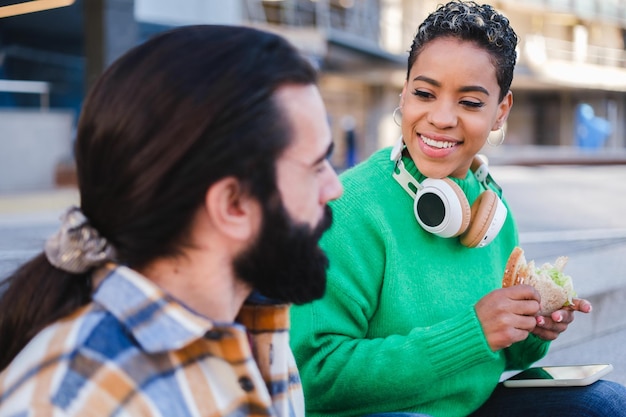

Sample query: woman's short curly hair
[408,1,518,101]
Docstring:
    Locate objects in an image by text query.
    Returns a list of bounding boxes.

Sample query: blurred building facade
[1,0,626,181]
[233,0,626,167]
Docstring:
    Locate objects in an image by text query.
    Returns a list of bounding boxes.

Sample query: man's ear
[205,177,259,241]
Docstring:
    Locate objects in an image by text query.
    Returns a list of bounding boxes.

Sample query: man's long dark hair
[0,25,317,371]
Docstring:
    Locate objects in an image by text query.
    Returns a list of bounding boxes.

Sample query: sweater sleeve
[290,186,501,415]
[504,334,551,371]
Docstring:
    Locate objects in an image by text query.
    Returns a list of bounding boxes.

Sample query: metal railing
[523,34,626,69]
[501,0,626,25]
[0,79,50,110]
[243,0,386,50]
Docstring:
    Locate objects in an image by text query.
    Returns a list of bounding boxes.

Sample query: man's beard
[233,199,333,305]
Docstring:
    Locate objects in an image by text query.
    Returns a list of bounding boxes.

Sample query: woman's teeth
[420,135,456,149]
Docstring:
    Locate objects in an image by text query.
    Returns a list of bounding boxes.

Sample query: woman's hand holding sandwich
[475,285,541,352]
[476,287,592,351]
[532,297,592,341]
[499,245,593,342]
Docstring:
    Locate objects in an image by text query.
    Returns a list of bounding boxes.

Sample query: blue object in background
[341,115,357,168]
[345,129,356,168]
[0,63,16,107]
[575,103,612,149]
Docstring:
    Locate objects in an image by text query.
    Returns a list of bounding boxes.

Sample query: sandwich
[502,246,576,315]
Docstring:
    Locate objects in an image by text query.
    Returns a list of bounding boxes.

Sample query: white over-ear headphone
[390,137,507,248]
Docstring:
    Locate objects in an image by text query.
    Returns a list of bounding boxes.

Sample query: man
[0,25,342,416]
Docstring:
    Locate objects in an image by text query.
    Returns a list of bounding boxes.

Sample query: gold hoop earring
[487,127,505,147]
[393,107,402,127]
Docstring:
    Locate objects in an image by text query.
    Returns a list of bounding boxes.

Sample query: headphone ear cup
[414,178,471,238]
[459,190,507,248]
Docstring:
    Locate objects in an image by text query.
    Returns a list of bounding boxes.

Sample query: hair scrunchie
[44,206,117,274]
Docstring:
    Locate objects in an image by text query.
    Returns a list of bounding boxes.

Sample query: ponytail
[0,254,91,371]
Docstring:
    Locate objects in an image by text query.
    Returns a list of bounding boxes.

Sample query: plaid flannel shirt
[0,264,305,417]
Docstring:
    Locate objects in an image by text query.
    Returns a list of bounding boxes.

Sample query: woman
[289,2,626,416]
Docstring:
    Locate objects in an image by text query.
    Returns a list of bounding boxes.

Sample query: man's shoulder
[0,305,136,414]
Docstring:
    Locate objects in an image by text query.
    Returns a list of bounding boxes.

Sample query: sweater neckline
[397,150,472,184]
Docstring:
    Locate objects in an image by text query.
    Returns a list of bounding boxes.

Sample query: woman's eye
[412,89,433,99]
[460,100,485,109]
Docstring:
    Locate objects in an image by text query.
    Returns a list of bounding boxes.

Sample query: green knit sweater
[290,147,550,417]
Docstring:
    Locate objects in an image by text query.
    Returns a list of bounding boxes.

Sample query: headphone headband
[392,159,420,199]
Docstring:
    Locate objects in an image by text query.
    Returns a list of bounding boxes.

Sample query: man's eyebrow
[413,75,490,96]
[313,142,334,165]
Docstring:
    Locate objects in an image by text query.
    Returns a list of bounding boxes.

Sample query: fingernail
[556,314,563,323]
[537,316,545,326]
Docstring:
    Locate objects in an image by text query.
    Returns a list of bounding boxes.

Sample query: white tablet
[503,364,614,388]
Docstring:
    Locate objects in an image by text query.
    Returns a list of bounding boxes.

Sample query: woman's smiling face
[400,37,512,179]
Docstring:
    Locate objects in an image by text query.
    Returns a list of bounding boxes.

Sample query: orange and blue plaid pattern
[0,265,304,417]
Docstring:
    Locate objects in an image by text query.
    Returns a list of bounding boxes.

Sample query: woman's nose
[427,100,458,129]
